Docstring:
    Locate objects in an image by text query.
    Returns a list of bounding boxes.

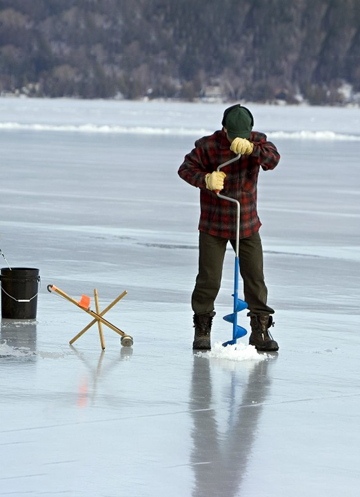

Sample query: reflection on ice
[190,356,275,497]
[0,320,37,359]
[0,341,35,358]
[69,346,133,407]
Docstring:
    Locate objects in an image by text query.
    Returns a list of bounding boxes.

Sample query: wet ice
[0,99,359,496]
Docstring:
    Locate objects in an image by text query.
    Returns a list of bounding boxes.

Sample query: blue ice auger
[217,154,248,347]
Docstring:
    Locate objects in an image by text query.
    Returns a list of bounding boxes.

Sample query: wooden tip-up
[48,284,133,349]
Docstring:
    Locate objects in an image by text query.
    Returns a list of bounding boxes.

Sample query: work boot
[193,313,214,350]
[249,315,279,352]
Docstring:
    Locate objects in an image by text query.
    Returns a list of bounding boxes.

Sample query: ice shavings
[0,342,34,358]
[197,342,269,361]
[0,343,70,359]
[1,320,38,327]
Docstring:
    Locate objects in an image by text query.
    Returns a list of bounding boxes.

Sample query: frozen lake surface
[0,98,360,496]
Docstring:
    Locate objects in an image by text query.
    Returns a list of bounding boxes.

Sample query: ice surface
[0,98,360,496]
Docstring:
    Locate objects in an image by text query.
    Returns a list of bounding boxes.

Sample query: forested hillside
[0,0,359,104]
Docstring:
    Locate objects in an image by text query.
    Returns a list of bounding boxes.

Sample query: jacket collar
[216,129,232,149]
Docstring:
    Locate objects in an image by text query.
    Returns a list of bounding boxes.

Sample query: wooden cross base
[47,285,133,350]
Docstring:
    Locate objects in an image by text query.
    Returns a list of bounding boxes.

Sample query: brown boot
[193,313,214,350]
[249,315,279,352]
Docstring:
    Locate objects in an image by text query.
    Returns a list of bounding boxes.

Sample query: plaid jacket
[178,130,280,240]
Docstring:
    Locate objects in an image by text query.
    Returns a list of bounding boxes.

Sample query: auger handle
[214,154,241,194]
[216,154,241,257]
[216,154,241,172]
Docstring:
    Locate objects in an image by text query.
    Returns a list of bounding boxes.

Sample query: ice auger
[216,154,248,346]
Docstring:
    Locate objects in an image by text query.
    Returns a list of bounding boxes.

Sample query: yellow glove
[230,137,254,155]
[205,171,226,192]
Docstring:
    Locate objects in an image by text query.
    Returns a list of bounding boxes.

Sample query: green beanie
[222,105,253,140]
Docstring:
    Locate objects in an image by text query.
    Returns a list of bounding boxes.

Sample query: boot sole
[250,341,279,352]
[193,340,211,351]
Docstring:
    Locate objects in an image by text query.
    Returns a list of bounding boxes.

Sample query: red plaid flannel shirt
[178,130,280,239]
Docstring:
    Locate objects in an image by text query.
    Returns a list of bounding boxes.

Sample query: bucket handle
[0,277,41,303]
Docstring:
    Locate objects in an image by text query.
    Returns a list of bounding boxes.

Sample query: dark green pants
[191,231,274,317]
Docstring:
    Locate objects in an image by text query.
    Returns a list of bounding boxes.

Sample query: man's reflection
[190,355,275,497]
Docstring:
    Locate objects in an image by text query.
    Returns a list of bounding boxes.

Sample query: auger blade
[234,325,247,339]
[234,299,248,312]
[223,313,235,323]
[222,325,247,347]
[222,338,237,347]
[223,314,248,337]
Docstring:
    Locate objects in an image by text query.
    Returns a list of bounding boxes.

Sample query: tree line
[0,0,359,104]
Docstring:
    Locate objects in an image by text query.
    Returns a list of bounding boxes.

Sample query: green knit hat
[222,104,254,140]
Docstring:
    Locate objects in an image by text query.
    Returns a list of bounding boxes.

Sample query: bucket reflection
[0,319,37,361]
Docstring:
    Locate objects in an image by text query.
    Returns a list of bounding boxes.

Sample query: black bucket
[0,268,40,319]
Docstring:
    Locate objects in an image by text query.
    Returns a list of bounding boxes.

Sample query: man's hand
[230,137,254,155]
[205,171,226,192]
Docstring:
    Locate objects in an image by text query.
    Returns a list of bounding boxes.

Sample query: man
[178,104,280,352]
